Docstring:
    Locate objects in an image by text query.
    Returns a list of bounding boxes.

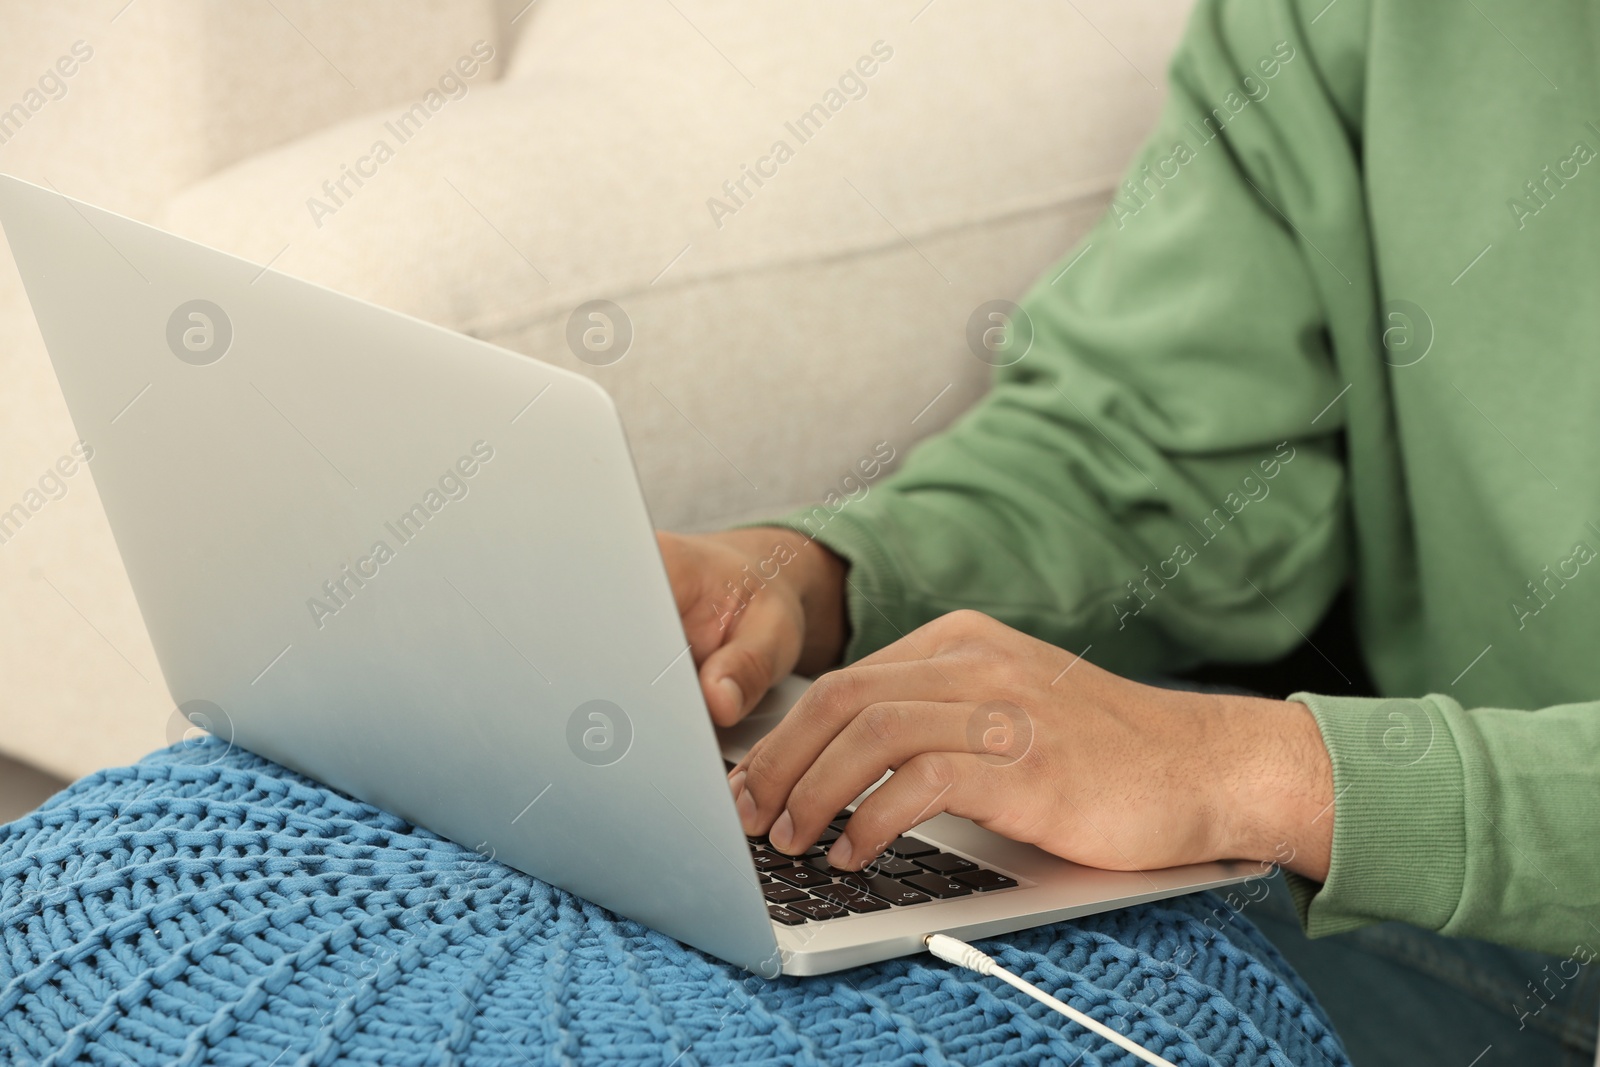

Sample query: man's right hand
[656,527,848,726]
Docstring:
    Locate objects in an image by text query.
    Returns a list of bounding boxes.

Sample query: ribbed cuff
[734,505,910,664]
[1283,691,1468,938]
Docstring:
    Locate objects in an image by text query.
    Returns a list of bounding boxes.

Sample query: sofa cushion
[159,0,1191,531]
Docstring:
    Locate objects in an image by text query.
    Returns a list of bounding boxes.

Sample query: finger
[831,751,1008,871]
[765,700,979,855]
[699,596,803,727]
[736,660,956,833]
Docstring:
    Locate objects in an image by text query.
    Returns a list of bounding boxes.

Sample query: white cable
[924,933,1178,1067]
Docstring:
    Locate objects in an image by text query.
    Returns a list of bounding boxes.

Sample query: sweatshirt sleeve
[1285,691,1600,956]
[762,0,1361,679]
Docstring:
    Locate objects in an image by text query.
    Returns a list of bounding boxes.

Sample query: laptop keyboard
[748,810,1020,926]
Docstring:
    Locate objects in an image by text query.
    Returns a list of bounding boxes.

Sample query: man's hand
[656,527,848,726]
[727,610,1335,881]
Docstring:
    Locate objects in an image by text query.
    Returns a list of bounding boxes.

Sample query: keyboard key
[763,883,809,904]
[771,865,832,890]
[749,849,791,872]
[768,904,807,926]
[803,845,829,860]
[916,853,977,875]
[787,898,849,921]
[849,874,931,906]
[816,827,842,846]
[811,883,891,913]
[900,873,973,899]
[865,856,922,878]
[956,868,1019,892]
[835,810,854,821]
[758,873,771,883]
[887,836,938,858]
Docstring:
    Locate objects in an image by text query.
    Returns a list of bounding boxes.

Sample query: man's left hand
[726,610,1334,882]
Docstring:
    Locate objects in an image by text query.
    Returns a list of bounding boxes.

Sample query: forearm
[1286,691,1600,956]
[766,432,1348,679]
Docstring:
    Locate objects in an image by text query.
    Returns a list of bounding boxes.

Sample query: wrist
[788,536,848,673]
[1208,695,1333,881]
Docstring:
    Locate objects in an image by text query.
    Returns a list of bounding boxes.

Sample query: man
[660,0,1600,1062]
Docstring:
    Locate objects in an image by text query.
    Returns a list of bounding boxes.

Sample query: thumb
[699,596,804,726]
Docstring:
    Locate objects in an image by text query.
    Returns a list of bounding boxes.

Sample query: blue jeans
[1243,872,1598,1066]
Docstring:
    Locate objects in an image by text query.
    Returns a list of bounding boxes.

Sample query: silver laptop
[0,174,1254,977]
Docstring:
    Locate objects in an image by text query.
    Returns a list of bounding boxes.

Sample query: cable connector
[922,934,1178,1067]
[924,933,998,975]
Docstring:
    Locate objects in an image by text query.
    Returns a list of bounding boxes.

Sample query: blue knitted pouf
[0,745,1349,1066]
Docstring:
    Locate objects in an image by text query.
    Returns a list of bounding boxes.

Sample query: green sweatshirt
[769,0,1600,956]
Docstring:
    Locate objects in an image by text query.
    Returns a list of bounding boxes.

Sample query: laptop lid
[0,174,779,974]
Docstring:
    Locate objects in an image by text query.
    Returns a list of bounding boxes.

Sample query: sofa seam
[459,176,1124,339]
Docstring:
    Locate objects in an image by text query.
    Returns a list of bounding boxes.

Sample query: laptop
[0,174,1255,977]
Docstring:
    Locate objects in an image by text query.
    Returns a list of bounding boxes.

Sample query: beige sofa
[0,0,1191,782]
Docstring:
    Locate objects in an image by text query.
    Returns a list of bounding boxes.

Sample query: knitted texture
[0,745,1350,1066]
